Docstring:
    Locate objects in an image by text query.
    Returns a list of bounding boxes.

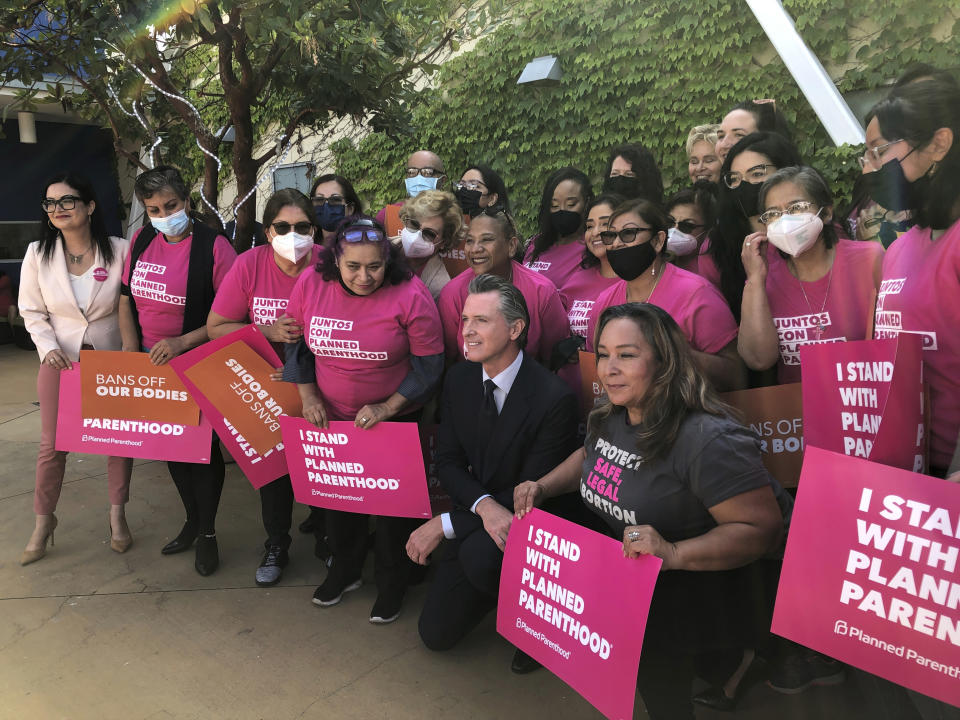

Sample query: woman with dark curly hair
[284,215,444,624]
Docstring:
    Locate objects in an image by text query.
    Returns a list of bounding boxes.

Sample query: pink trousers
[34,362,133,514]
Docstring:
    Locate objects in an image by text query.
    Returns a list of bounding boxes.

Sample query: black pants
[635,647,696,720]
[259,475,294,550]
[326,509,416,596]
[167,441,225,535]
[418,528,502,651]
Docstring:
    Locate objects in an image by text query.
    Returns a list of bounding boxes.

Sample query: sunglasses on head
[341,220,386,244]
[271,221,313,235]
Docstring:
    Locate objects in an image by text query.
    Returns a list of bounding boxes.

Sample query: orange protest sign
[183,340,302,455]
[80,350,200,425]
[721,383,804,489]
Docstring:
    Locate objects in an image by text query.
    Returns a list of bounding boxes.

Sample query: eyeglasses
[455,180,487,192]
[341,220,386,244]
[41,195,82,212]
[405,167,442,179]
[403,218,440,243]
[723,164,776,188]
[759,201,819,225]
[271,221,314,235]
[858,139,905,170]
[312,194,346,207]
[668,219,705,235]
[598,227,653,245]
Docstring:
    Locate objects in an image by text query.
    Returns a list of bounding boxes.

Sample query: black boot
[195,533,219,576]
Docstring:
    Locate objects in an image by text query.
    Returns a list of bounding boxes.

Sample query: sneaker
[255,545,289,587]
[768,650,845,694]
[369,592,403,624]
[312,573,362,607]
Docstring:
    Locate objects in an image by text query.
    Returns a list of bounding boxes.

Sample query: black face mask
[606,242,658,281]
[603,175,642,198]
[550,209,583,237]
[454,187,483,217]
[731,181,763,218]
[862,157,927,213]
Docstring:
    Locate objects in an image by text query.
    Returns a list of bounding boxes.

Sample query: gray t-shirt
[580,409,777,541]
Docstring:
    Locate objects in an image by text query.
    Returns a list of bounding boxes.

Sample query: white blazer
[19,236,130,362]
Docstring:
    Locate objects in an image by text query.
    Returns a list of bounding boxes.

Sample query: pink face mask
[766,212,823,257]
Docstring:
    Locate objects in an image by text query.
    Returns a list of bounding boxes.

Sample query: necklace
[64,240,92,265]
[629,262,664,304]
[793,258,834,341]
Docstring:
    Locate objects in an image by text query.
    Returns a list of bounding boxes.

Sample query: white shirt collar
[482,349,524,410]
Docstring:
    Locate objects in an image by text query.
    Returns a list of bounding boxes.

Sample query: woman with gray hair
[739,165,883,385]
[397,189,463,300]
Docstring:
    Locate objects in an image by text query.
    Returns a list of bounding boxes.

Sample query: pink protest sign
[56,365,212,462]
[280,416,431,518]
[772,447,960,707]
[169,325,299,489]
[801,335,926,472]
[497,509,661,720]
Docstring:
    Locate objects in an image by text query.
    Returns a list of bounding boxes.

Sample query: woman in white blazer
[18,172,134,565]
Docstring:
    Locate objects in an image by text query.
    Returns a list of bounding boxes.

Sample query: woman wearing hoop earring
[18,172,134,565]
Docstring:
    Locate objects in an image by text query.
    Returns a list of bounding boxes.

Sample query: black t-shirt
[580,409,777,542]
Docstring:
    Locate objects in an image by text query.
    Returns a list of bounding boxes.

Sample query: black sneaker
[768,650,845,694]
[312,573,361,607]
[255,545,289,587]
[369,591,403,624]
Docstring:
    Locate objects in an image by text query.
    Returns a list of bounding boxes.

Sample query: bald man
[376,149,447,236]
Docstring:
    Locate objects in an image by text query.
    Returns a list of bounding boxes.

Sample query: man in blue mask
[376,150,447,237]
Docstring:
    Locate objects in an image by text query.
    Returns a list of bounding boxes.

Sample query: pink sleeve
[211,236,238,291]
[437,284,462,359]
[210,255,251,321]
[584,297,605,353]
[375,206,387,227]
[403,282,445,356]
[684,284,738,354]
[285,273,306,326]
[537,286,571,364]
[697,252,721,288]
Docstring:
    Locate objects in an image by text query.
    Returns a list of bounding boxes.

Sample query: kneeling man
[407,273,577,669]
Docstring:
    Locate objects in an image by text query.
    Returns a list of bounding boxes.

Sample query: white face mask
[400,227,437,258]
[666,227,700,256]
[151,208,191,237]
[271,232,314,263]
[766,212,823,257]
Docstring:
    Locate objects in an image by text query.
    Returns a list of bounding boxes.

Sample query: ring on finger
[361,416,369,423]
[745,241,751,246]
[628,530,642,541]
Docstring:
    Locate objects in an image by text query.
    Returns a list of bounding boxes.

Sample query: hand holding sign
[514,480,544,520]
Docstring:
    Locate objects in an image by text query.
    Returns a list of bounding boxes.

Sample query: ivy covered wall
[332,0,959,235]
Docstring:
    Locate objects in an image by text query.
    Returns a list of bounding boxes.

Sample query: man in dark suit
[407,273,577,669]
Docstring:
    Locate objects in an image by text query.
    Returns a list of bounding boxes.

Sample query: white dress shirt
[441,350,524,539]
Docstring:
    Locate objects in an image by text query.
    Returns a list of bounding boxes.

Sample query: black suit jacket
[437,352,578,537]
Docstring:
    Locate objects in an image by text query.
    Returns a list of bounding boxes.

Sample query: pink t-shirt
[123,228,236,348]
[765,239,882,384]
[437,261,570,365]
[874,221,960,469]
[285,271,443,421]
[559,265,619,339]
[672,241,711,276]
[585,263,738,353]
[523,238,585,290]
[211,243,322,325]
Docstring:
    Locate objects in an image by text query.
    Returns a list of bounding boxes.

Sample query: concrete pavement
[0,342,869,719]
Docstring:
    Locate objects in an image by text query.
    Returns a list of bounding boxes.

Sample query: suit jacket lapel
[51,240,81,317]
[481,356,534,486]
[85,241,108,312]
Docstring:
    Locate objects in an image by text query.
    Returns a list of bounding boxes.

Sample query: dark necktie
[477,379,499,453]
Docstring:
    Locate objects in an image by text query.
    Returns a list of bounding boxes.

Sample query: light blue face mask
[150,207,191,237]
[405,176,438,198]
